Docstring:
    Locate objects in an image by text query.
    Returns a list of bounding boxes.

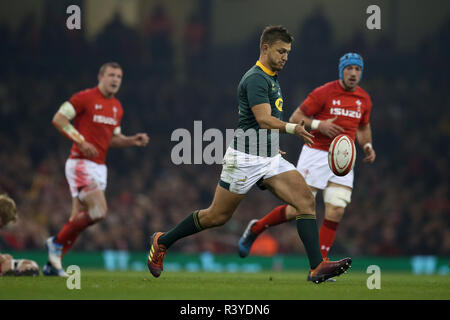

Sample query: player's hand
[133,133,149,147]
[363,144,376,163]
[295,121,314,145]
[318,117,345,138]
[77,141,99,158]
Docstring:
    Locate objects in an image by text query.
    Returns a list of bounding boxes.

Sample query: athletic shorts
[65,159,107,198]
[296,145,354,190]
[219,147,297,195]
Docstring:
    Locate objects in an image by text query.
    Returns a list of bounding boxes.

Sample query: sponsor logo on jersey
[330,107,362,119]
[95,104,103,110]
[356,100,362,113]
[93,114,118,125]
[332,99,341,106]
[275,98,283,112]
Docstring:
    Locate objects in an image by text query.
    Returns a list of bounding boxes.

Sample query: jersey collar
[256,60,277,77]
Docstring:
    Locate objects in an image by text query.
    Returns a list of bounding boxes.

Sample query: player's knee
[326,206,346,222]
[285,205,299,220]
[78,182,101,201]
[293,191,316,216]
[213,213,232,227]
[87,203,107,222]
[203,209,232,227]
[323,186,351,208]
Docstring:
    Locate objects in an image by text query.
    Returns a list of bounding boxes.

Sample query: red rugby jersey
[68,87,123,164]
[299,80,372,151]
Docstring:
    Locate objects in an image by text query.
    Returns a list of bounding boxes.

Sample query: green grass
[0,270,449,300]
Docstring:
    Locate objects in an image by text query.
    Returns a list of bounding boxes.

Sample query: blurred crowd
[0,4,449,257]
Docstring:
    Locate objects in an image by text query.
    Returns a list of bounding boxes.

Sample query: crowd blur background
[0,0,449,257]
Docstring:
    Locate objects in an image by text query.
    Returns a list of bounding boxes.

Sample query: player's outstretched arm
[290,108,344,138]
[109,133,150,148]
[52,104,99,158]
[357,123,375,163]
[251,103,314,144]
[289,107,309,125]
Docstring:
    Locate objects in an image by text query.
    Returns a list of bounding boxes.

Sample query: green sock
[158,210,203,249]
[296,214,323,269]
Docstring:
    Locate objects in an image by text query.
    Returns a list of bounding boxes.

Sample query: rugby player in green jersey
[147,25,351,283]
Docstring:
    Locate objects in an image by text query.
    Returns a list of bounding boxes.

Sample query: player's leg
[45,188,106,276]
[51,197,87,259]
[238,185,318,257]
[319,182,352,258]
[262,169,352,283]
[261,169,323,269]
[243,185,318,238]
[45,159,107,276]
[238,148,321,257]
[148,184,245,277]
[160,184,245,248]
[58,189,106,256]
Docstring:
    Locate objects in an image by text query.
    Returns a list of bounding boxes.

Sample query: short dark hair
[260,25,293,49]
[99,62,122,75]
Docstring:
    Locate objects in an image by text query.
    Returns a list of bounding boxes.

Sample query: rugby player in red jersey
[239,54,376,280]
[43,62,149,276]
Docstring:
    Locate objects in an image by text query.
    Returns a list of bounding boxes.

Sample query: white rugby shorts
[65,159,107,198]
[296,145,354,190]
[219,147,297,194]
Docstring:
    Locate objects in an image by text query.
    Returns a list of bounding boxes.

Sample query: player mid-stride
[44,62,149,276]
[238,53,375,282]
[147,26,351,284]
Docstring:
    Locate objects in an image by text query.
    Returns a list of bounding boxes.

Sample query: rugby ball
[328,134,356,176]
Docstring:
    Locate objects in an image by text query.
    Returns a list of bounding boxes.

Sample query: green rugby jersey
[232,61,283,157]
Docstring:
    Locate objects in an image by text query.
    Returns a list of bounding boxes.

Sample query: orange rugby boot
[308,257,352,284]
[147,232,167,278]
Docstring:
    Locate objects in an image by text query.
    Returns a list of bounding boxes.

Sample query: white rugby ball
[328,134,356,176]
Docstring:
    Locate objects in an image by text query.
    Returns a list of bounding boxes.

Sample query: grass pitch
[1,270,449,300]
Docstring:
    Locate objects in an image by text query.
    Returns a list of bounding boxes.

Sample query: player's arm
[290,106,344,138]
[356,123,375,163]
[109,128,149,148]
[289,107,311,127]
[52,102,98,158]
[251,103,314,144]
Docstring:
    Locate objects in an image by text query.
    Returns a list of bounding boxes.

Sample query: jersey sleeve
[299,85,327,116]
[68,91,87,115]
[360,95,373,126]
[115,105,124,133]
[246,74,270,108]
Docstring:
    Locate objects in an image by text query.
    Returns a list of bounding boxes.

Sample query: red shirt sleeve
[299,85,328,116]
[68,91,87,115]
[116,105,124,130]
[360,95,373,126]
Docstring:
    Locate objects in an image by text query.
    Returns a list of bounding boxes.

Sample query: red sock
[56,211,94,258]
[251,205,288,235]
[319,219,339,258]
